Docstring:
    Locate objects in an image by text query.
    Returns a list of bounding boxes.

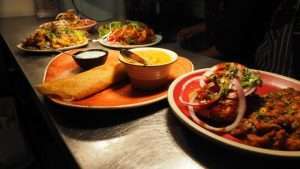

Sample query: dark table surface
[0,16,299,169]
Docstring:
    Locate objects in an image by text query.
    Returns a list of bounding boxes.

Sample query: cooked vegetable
[231,88,300,150]
[179,63,262,132]
[22,23,87,49]
[189,78,246,132]
[98,20,155,45]
[98,21,123,38]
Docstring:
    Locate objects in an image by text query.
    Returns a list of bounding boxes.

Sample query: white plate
[16,40,89,53]
[168,68,300,158]
[96,34,162,49]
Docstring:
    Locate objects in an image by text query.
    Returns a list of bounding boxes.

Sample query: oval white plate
[16,40,89,53]
[96,34,162,49]
[168,68,300,158]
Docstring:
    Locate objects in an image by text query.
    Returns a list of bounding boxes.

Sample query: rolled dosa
[37,60,126,101]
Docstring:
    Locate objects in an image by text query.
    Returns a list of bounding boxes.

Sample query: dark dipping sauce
[231,88,300,150]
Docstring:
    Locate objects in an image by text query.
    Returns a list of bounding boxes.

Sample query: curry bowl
[119,47,178,90]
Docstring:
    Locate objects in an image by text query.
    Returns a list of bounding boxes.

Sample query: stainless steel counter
[0,16,298,169]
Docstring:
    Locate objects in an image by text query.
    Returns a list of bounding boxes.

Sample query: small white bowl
[119,47,178,90]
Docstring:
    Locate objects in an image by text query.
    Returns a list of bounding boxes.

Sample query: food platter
[17,40,89,53]
[53,9,97,31]
[96,34,162,49]
[17,17,89,53]
[97,20,162,48]
[67,19,97,30]
[39,19,97,31]
[168,68,300,157]
[42,49,193,109]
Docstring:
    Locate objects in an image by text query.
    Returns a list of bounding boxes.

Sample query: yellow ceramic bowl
[119,47,178,90]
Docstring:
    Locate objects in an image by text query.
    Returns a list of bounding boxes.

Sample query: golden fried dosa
[37,59,126,101]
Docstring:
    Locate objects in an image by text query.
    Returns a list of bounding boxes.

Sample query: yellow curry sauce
[131,50,173,66]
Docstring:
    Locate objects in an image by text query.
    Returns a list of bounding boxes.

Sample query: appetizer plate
[43,49,193,109]
[168,68,300,157]
[69,19,97,30]
[96,34,162,49]
[39,19,97,30]
[16,40,89,53]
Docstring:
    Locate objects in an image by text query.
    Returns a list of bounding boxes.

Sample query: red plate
[168,68,300,157]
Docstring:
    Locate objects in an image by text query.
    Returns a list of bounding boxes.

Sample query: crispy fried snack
[37,59,126,101]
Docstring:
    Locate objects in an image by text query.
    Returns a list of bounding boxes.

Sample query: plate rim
[41,51,194,109]
[96,34,162,49]
[168,68,300,157]
[17,40,89,53]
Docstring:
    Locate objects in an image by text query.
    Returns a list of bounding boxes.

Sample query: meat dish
[231,88,300,150]
[178,62,300,150]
